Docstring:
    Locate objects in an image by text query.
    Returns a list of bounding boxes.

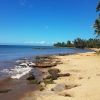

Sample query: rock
[39,85,45,91]
[48,68,60,75]
[64,93,72,97]
[27,72,41,84]
[35,62,57,68]
[34,56,57,68]
[40,82,46,87]
[51,84,66,92]
[58,92,72,97]
[48,68,60,80]
[58,73,71,77]
[43,75,52,80]
[48,69,70,80]
[44,78,54,85]
[65,84,79,89]
[27,73,35,80]
[51,73,59,80]
[27,68,45,84]
[43,72,51,80]
[47,68,71,80]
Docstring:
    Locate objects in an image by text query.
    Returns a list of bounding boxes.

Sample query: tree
[87,38,96,48]
[73,38,86,48]
[54,42,67,47]
[94,1,100,36]
[54,42,62,47]
[66,40,73,47]
[96,1,100,11]
[53,38,100,48]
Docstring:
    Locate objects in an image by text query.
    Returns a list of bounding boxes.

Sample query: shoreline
[0,73,39,100]
[20,51,100,100]
[0,49,91,80]
[0,50,99,100]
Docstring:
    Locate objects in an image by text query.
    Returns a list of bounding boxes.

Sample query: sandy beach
[20,51,100,100]
[0,0,99,99]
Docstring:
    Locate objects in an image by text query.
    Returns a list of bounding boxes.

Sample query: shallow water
[0,45,92,79]
[0,45,91,62]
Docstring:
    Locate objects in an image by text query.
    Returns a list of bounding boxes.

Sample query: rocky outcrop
[33,56,58,68]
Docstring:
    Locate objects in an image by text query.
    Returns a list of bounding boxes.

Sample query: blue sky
[0,0,99,45]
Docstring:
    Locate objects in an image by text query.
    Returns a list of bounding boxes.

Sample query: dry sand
[21,52,100,100]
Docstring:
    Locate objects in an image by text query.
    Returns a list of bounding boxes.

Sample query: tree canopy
[94,1,100,36]
[54,38,100,48]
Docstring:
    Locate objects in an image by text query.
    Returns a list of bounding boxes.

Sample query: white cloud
[37,41,46,44]
[23,41,52,45]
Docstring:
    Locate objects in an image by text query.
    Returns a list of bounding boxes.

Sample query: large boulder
[48,68,60,75]
[34,56,57,68]
[48,68,60,80]
[27,73,35,80]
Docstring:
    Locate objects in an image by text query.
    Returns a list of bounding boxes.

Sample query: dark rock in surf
[27,73,35,80]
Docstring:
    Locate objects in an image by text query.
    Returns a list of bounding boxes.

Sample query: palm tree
[73,38,86,48]
[94,1,100,36]
[96,1,100,11]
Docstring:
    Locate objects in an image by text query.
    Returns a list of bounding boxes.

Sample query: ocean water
[0,45,92,79]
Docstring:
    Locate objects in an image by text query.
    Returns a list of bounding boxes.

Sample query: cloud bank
[24,41,53,46]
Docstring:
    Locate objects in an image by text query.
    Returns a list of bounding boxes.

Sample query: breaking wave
[0,65,32,79]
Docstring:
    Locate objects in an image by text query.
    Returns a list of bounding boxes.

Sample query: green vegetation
[54,38,100,48]
[94,1,100,36]
[73,38,86,48]
[54,1,100,49]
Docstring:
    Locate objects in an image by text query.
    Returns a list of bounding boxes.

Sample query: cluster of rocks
[27,67,71,91]
[16,56,71,91]
[34,56,62,68]
[16,56,62,68]
[22,55,78,99]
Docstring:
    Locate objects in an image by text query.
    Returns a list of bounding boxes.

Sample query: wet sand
[0,74,38,100]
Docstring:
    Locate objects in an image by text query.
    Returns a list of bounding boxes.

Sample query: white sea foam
[1,65,32,79]
[10,66,32,79]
